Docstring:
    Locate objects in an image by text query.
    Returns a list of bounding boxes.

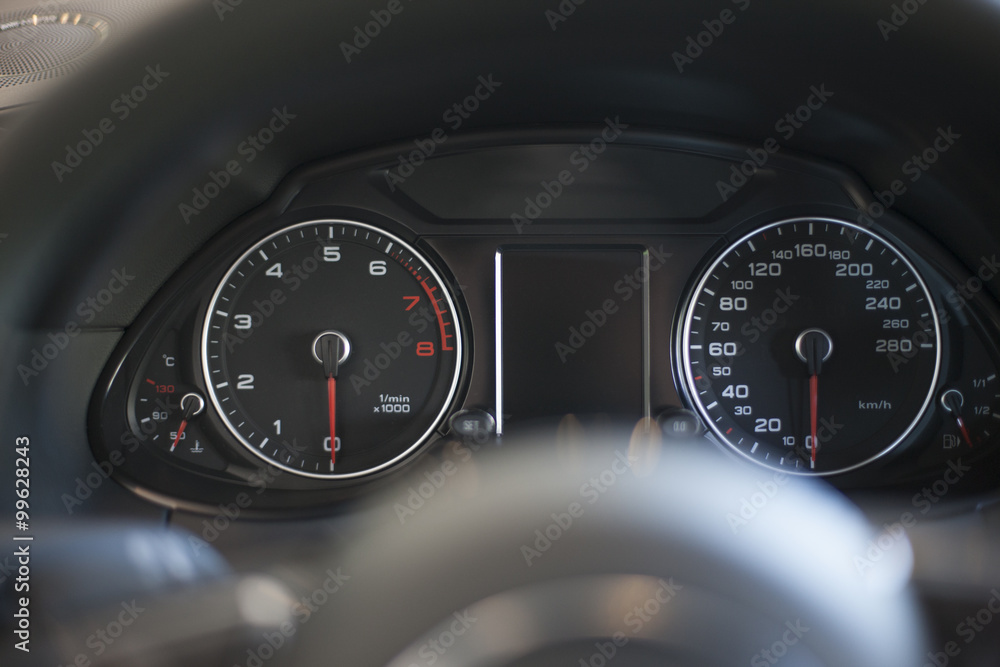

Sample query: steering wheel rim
[291,442,925,666]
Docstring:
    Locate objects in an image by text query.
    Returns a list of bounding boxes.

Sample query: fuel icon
[940,389,975,448]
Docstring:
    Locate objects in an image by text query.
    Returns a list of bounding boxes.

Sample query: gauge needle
[320,335,342,465]
[956,413,973,448]
[809,374,819,468]
[797,329,831,470]
[942,390,974,447]
[170,396,198,452]
[328,376,337,464]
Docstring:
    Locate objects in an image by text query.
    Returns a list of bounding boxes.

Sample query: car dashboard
[5,0,1000,664]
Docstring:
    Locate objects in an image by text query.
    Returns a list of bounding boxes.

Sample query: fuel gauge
[938,371,999,451]
[918,319,1000,470]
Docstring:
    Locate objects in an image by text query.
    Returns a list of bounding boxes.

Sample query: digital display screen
[500,248,645,430]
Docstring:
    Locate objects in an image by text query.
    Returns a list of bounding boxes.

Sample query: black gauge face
[202,220,463,479]
[678,218,941,475]
[126,328,227,469]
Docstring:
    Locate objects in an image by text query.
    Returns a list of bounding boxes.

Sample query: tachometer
[677,218,941,475]
[201,219,463,479]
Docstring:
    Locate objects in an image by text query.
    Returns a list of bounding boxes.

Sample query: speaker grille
[0,12,108,88]
[0,1,163,91]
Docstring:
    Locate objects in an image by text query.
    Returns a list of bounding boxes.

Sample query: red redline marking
[725,427,733,434]
[146,379,156,385]
[420,279,453,351]
[430,298,445,317]
[392,252,422,279]
[391,253,453,351]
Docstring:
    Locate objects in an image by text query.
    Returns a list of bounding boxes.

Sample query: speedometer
[677,218,941,475]
[202,219,464,479]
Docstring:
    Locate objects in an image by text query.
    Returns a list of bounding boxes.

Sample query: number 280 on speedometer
[677,218,941,475]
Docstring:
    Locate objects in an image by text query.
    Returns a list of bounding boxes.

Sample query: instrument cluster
[88,132,1000,513]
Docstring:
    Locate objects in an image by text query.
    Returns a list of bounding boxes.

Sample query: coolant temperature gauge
[128,333,226,470]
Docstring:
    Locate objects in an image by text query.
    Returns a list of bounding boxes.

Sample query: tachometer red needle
[327,375,337,465]
[809,374,819,468]
[319,333,342,466]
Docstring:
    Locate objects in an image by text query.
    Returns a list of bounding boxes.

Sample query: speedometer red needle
[799,329,831,470]
[809,374,819,468]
